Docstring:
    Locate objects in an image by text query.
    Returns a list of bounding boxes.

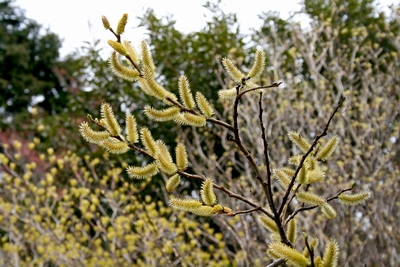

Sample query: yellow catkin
[212,204,224,214]
[125,114,139,144]
[317,136,339,161]
[101,103,121,136]
[116,13,128,35]
[140,127,157,156]
[338,191,371,206]
[101,15,110,29]
[166,174,181,192]
[218,88,237,100]
[195,92,214,118]
[267,242,309,267]
[296,191,326,206]
[109,52,139,81]
[144,106,180,121]
[191,206,214,216]
[200,178,217,206]
[100,138,129,154]
[321,240,339,267]
[155,141,177,175]
[143,67,168,100]
[273,168,292,189]
[126,163,159,179]
[222,58,245,83]
[259,214,279,234]
[321,203,337,219]
[178,75,195,109]
[175,113,207,127]
[288,131,312,154]
[307,170,325,184]
[169,198,202,212]
[175,143,188,170]
[305,157,318,170]
[314,256,322,266]
[297,165,308,184]
[122,40,139,65]
[247,49,265,78]
[286,219,298,244]
[141,40,156,75]
[79,122,110,144]
[289,155,303,165]
[107,40,127,56]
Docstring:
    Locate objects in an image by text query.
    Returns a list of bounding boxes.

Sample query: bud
[107,40,127,56]
[102,15,111,29]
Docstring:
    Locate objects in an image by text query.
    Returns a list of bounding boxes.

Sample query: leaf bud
[102,15,111,29]
[108,40,127,56]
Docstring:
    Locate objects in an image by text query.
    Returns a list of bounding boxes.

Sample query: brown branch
[237,82,283,100]
[108,28,120,42]
[231,82,291,245]
[228,206,261,216]
[305,237,315,267]
[125,54,143,78]
[258,92,291,246]
[258,92,275,208]
[278,97,346,216]
[267,258,285,267]
[207,117,235,131]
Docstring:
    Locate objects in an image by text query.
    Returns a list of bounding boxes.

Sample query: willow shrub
[77,14,372,266]
[0,137,230,266]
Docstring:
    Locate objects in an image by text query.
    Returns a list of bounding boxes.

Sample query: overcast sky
[15,0,398,58]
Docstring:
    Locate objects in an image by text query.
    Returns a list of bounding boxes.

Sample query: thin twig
[267,258,285,267]
[284,186,353,225]
[228,206,261,216]
[108,28,120,42]
[305,237,315,267]
[125,54,143,77]
[237,82,282,100]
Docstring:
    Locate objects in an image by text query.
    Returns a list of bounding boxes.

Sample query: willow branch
[237,82,282,100]
[278,97,345,215]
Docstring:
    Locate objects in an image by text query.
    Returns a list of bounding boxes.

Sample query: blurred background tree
[0,0,66,125]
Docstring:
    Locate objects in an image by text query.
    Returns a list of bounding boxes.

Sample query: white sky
[15,0,398,59]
